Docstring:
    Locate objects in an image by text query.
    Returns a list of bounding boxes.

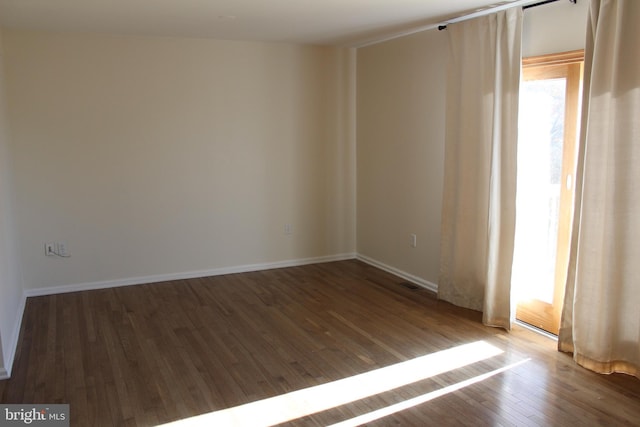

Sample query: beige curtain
[559,0,640,378]
[438,8,522,330]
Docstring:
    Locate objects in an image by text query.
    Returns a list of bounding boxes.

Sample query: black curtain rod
[438,0,577,31]
[524,0,573,10]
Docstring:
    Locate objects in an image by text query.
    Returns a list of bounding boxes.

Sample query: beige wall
[522,0,588,57]
[356,30,448,286]
[3,30,356,291]
[0,29,22,377]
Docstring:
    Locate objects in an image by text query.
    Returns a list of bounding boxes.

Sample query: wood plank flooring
[1,260,639,426]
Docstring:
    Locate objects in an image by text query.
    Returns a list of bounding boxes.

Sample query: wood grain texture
[1,260,639,426]
[522,50,584,68]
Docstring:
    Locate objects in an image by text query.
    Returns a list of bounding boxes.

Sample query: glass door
[513,51,583,335]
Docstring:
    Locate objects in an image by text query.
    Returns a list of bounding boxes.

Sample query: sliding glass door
[513,51,583,335]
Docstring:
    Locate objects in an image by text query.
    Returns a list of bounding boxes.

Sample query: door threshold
[515,320,558,341]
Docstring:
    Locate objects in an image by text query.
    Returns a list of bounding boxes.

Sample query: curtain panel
[439,8,522,330]
[559,0,640,378]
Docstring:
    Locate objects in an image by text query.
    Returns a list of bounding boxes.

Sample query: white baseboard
[356,254,438,293]
[24,253,358,298]
[1,292,26,380]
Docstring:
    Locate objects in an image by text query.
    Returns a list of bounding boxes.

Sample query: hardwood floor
[1,260,639,426]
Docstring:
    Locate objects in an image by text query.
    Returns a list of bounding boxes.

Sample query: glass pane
[512,78,566,304]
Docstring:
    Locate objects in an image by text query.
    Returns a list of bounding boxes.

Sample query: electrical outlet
[45,243,56,256]
[44,242,70,257]
[410,234,417,248]
[284,224,293,235]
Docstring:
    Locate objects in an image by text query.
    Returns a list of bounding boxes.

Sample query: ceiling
[0,0,522,46]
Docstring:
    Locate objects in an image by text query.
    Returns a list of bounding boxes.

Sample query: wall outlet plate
[45,242,70,257]
[45,243,56,256]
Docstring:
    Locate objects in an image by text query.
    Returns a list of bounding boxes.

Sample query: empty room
[0,0,639,425]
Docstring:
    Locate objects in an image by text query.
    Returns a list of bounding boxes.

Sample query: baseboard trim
[24,253,358,298]
[356,254,438,293]
[2,292,27,380]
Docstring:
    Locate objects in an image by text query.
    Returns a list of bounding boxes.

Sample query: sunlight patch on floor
[328,358,531,427]
[159,340,506,426]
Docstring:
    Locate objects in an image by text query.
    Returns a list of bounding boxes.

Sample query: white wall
[355,1,588,289]
[357,30,448,287]
[0,29,23,379]
[522,0,589,57]
[3,30,356,292]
